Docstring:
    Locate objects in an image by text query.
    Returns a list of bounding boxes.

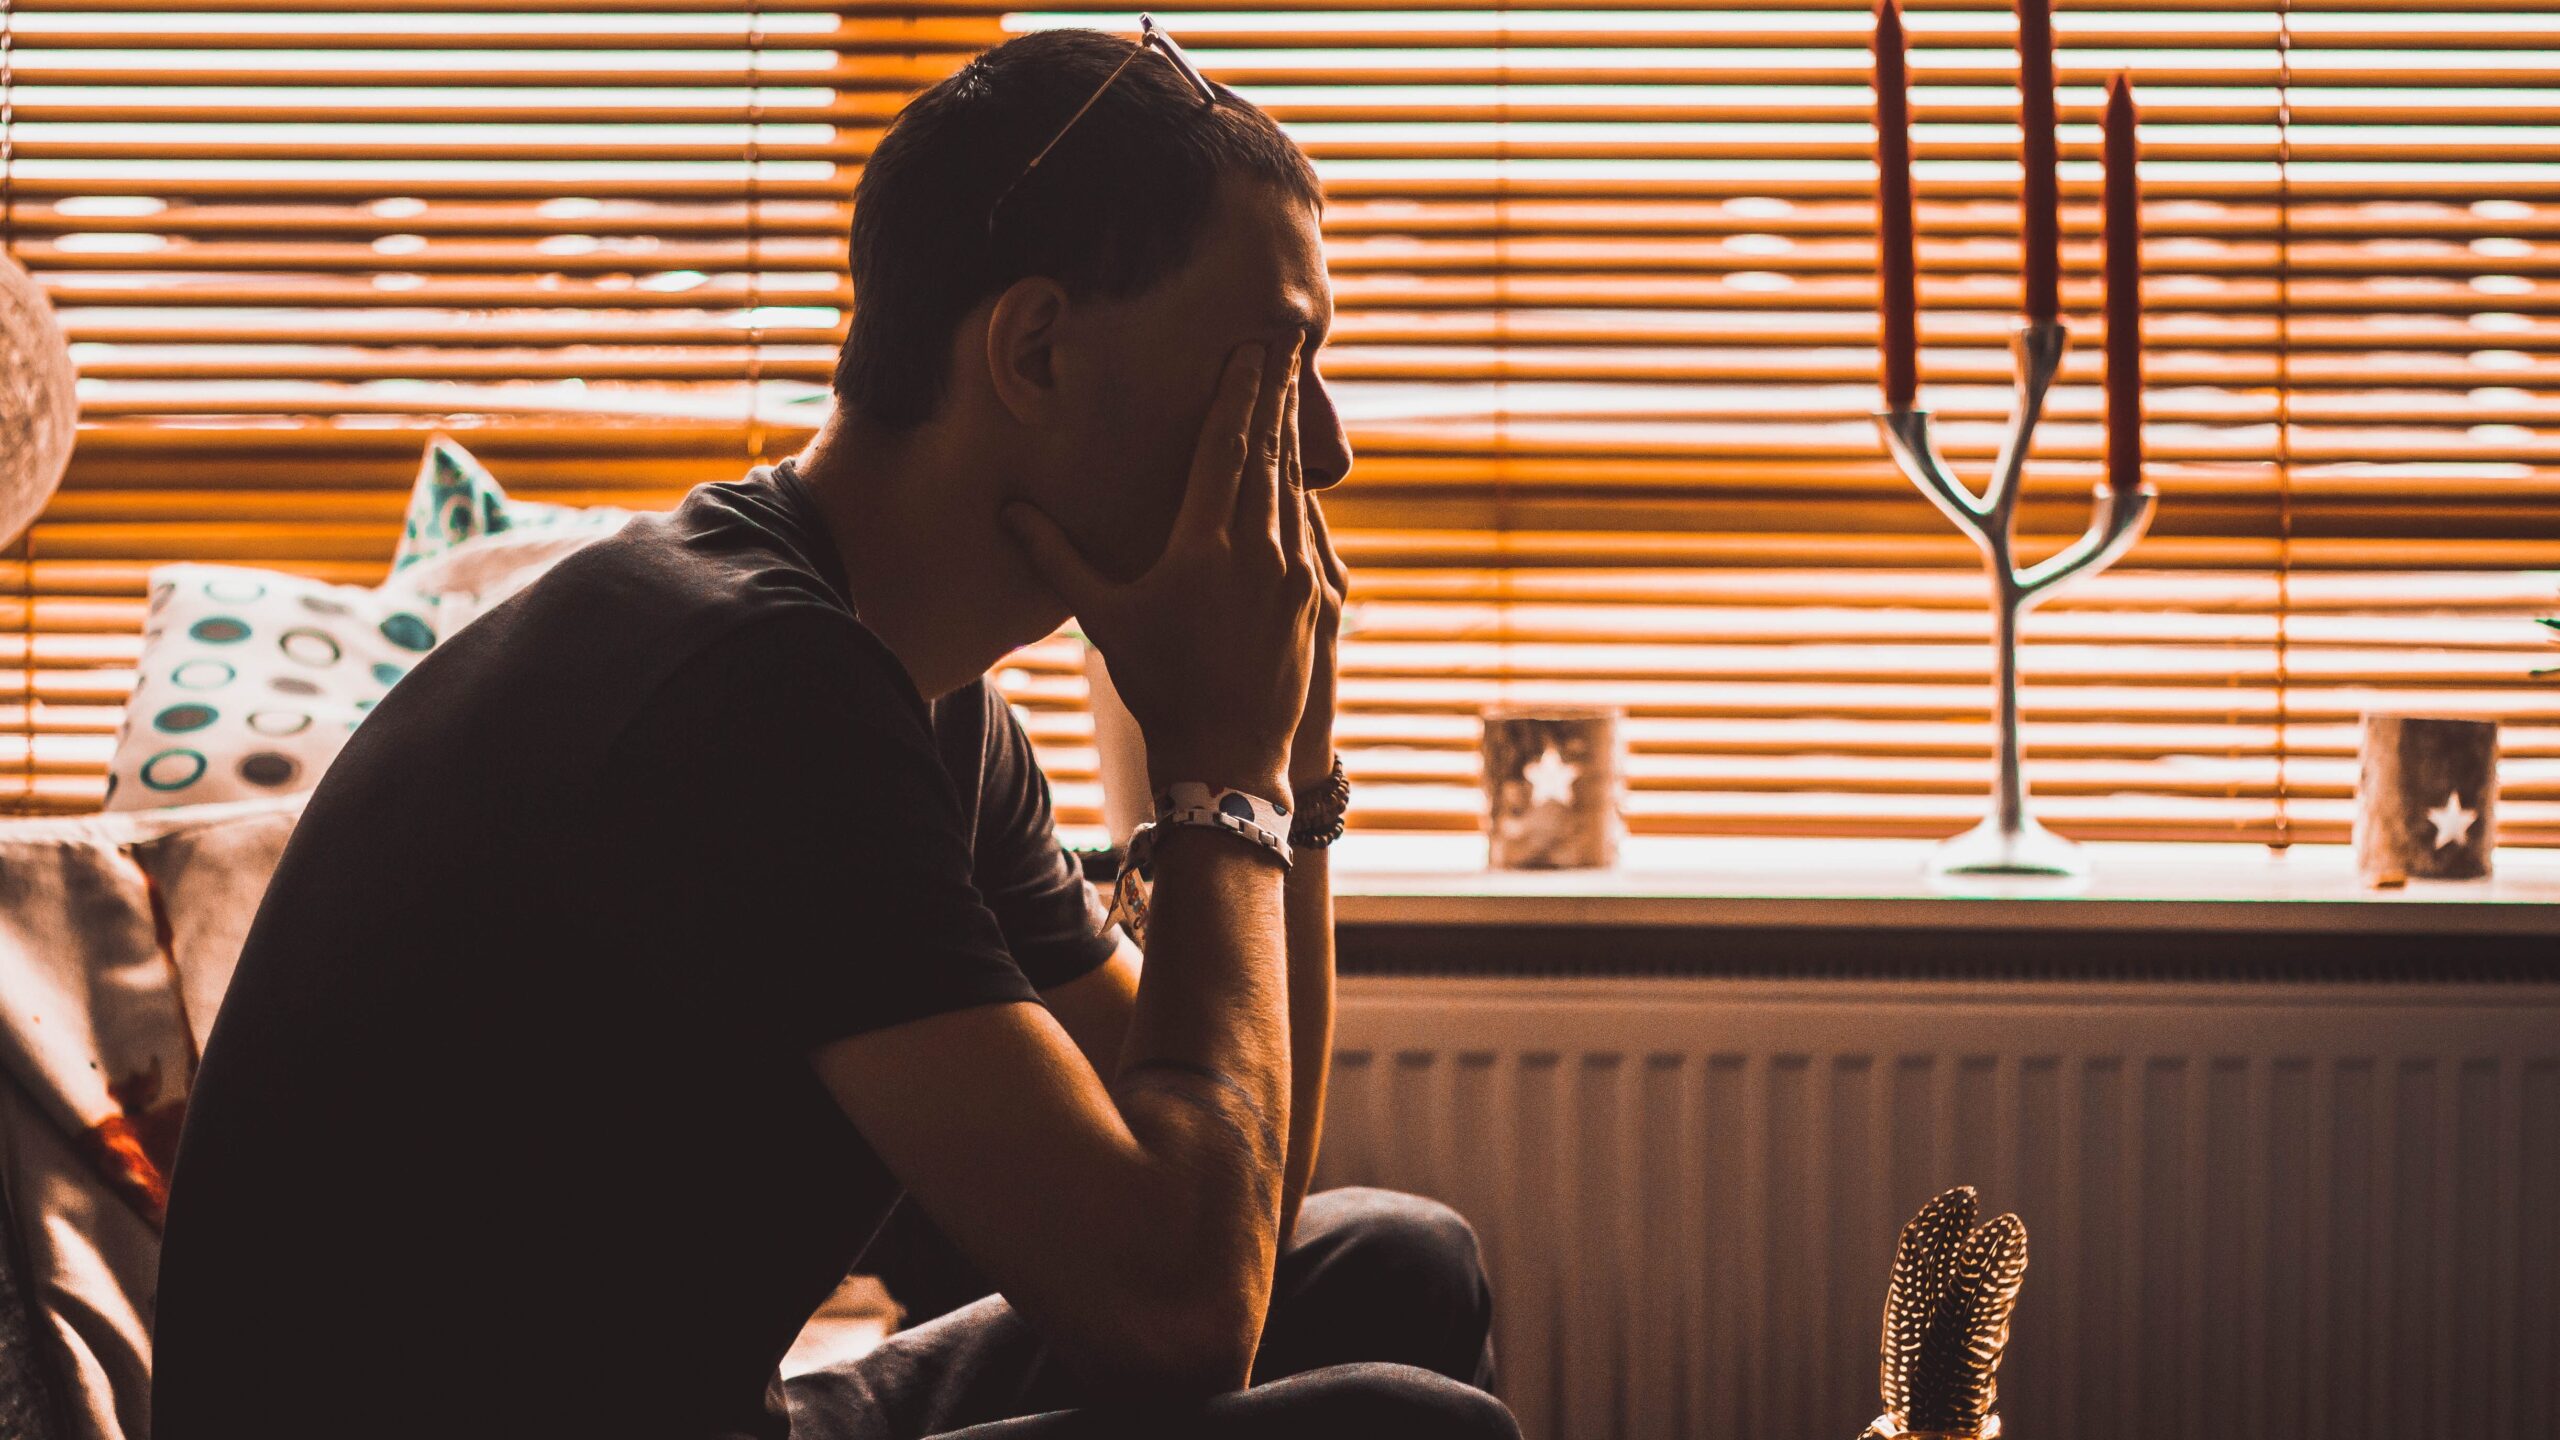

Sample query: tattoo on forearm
[1115,1058,1284,1165]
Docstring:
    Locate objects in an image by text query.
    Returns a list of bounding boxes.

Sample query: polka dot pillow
[392,434,630,576]
[104,565,442,811]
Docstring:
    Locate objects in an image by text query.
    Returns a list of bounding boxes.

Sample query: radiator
[1312,975,2560,1440]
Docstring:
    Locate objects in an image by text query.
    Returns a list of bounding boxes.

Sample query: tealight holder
[1482,706,1621,870]
[2353,713,2497,884]
[1877,319,2158,879]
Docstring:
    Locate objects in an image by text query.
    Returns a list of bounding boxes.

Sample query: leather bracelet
[1288,753,1351,849]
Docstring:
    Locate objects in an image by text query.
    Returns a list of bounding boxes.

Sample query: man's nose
[1300,375,1355,491]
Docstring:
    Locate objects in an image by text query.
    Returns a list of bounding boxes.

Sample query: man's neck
[786,411,1057,701]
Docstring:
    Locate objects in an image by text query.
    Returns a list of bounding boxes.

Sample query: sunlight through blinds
[3,0,2557,848]
[0,0,992,809]
[989,1,2560,846]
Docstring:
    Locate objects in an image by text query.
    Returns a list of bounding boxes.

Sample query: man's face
[1034,178,1349,583]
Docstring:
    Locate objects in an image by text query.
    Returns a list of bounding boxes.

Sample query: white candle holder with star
[2354,713,2498,884]
[1482,707,1623,870]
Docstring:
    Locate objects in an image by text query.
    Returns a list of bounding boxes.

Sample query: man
[153,26,1517,1440]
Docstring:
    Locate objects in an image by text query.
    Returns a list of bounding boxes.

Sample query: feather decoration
[1867,1187,2030,1439]
[1906,1211,2030,1433]
[1878,1186,1976,1419]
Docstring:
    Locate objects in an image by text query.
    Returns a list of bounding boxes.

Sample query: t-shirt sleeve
[604,607,1039,1052]
[969,683,1121,991]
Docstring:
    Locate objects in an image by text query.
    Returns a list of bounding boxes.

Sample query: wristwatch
[1108,779,1295,945]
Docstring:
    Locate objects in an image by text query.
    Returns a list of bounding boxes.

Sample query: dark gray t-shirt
[155,463,1112,1440]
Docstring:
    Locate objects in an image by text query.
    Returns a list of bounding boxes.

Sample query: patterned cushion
[101,440,631,813]
[384,435,633,635]
[392,435,630,576]
[101,567,439,811]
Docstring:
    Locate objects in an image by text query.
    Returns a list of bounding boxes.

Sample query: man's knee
[1285,1364,1518,1440]
[1270,1188,1495,1386]
[1299,1187,1489,1302]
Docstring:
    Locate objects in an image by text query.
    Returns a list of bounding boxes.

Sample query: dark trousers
[783,1187,1516,1440]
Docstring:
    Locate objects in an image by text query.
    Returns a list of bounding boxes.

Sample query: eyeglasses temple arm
[1141,14,1219,104]
[1008,41,1145,192]
[986,16,1219,239]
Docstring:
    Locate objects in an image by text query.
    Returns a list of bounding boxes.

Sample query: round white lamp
[0,249,76,546]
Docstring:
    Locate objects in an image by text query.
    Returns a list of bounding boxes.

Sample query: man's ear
[983,277,1069,424]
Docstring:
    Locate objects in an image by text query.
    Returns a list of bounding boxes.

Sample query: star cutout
[2426,790,2477,850]
[1521,744,1580,807]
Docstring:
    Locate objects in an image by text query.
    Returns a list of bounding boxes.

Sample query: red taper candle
[2017,0,2060,323]
[2102,73,2142,493]
[1874,0,1919,409]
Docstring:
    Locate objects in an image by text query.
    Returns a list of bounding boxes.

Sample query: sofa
[0,797,308,1439]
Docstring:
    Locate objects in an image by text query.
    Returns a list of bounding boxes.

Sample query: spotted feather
[1878,1186,1976,1421]
[1906,1211,2030,1434]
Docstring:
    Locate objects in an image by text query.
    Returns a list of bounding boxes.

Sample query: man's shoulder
[594,553,925,792]
[635,598,916,734]
[428,474,860,707]
[537,472,848,633]
[306,474,876,821]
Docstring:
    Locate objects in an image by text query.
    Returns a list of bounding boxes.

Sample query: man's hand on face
[1003,342,1320,807]
[1288,423,1349,794]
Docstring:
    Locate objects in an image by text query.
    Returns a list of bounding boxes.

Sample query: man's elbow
[1053,1291,1263,1403]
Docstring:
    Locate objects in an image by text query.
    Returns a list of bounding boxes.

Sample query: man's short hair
[834,29,1323,431]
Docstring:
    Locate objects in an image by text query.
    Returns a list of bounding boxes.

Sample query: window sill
[1322,834,2560,937]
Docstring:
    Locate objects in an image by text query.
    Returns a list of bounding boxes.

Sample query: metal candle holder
[1876,319,2158,878]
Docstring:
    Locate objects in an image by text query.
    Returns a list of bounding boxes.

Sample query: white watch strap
[1107,781,1295,945]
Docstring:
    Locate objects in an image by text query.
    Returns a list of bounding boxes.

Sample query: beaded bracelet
[1288,754,1351,849]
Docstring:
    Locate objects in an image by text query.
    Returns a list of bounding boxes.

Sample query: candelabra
[1876,319,2157,879]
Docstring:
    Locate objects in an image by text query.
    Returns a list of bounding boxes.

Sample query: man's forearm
[1276,844,1334,1245]
[1104,825,1295,1385]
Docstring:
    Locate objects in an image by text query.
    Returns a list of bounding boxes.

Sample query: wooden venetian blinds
[0,0,994,810]
[995,0,2560,847]
[6,1,2559,846]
